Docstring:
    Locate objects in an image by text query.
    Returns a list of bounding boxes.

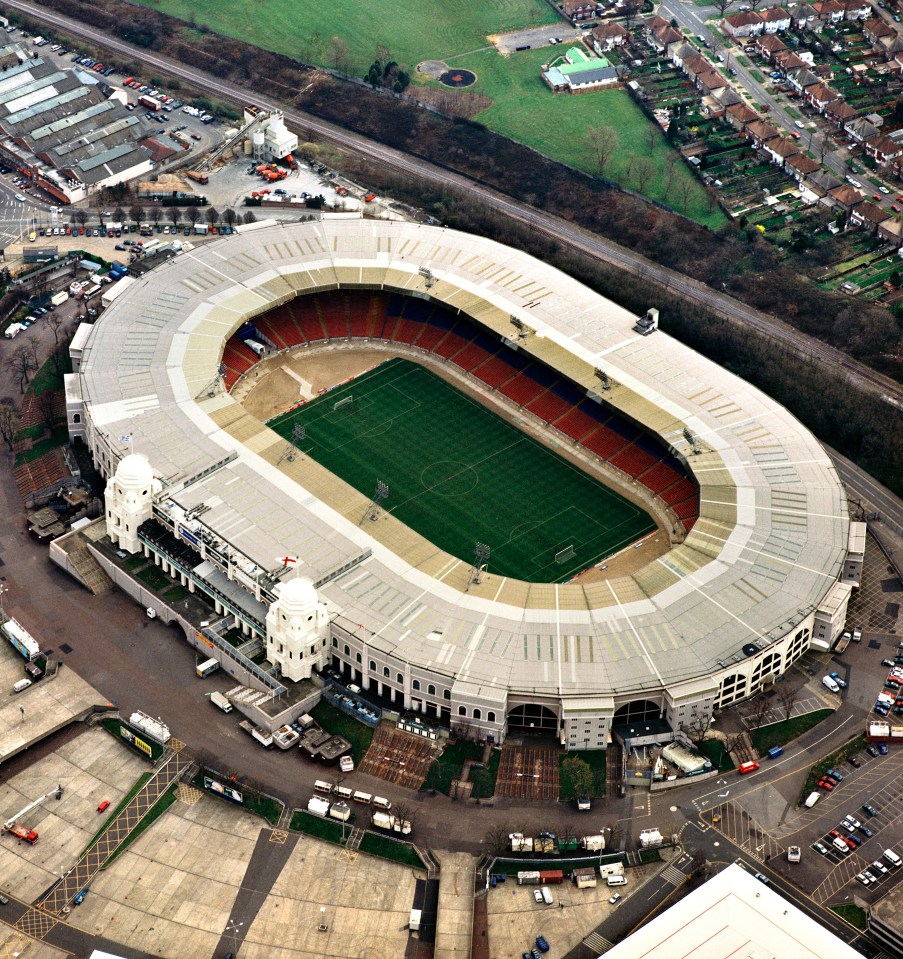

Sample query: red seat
[499,372,545,406]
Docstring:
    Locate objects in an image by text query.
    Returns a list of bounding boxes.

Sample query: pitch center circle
[421,460,479,497]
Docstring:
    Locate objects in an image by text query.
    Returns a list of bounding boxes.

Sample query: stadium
[67,218,855,750]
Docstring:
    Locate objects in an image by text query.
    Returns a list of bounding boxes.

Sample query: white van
[540,886,553,904]
[606,875,628,887]
[804,792,820,808]
[244,339,266,357]
[833,836,851,854]
[822,676,840,693]
[884,848,902,868]
[12,678,32,694]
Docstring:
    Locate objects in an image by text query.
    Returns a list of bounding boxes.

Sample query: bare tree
[375,42,392,67]
[129,203,144,228]
[205,206,220,227]
[622,0,643,31]
[745,693,771,730]
[676,177,694,214]
[223,207,237,228]
[186,206,201,228]
[632,156,656,194]
[680,714,711,748]
[168,206,182,229]
[713,0,736,19]
[0,401,20,451]
[243,210,257,224]
[149,203,164,226]
[329,35,351,73]
[586,124,620,176]
[484,823,512,857]
[114,206,125,225]
[35,389,57,433]
[646,126,658,152]
[6,345,35,393]
[777,683,798,721]
[75,210,88,231]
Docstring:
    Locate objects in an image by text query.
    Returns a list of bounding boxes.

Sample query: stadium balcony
[472,354,518,389]
[609,443,660,479]
[582,424,630,460]
[638,460,683,494]
[451,341,494,372]
[525,389,573,424]
[499,371,546,406]
[555,406,605,442]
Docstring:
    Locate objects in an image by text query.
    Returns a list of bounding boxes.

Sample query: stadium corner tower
[66,218,857,751]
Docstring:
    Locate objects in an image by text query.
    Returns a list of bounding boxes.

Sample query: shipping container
[539,870,564,885]
[516,871,541,885]
[196,657,220,678]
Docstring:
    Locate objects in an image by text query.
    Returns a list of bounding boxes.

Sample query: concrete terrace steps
[68,545,114,594]
[225,684,273,708]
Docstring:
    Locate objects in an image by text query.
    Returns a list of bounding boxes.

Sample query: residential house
[541,49,620,92]
[786,65,820,92]
[563,0,604,21]
[864,17,894,45]
[845,115,880,143]
[824,98,857,129]
[877,217,903,247]
[722,11,764,38]
[668,41,698,67]
[649,23,683,51]
[804,82,841,112]
[701,84,740,117]
[754,34,789,60]
[849,200,891,232]
[681,53,711,81]
[644,15,672,34]
[725,101,760,130]
[764,135,801,168]
[790,3,818,28]
[745,118,781,146]
[828,183,864,208]
[696,68,729,94]
[786,152,821,181]
[760,6,792,31]
[806,168,842,199]
[811,0,845,23]
[892,51,903,73]
[591,23,629,53]
[774,50,807,71]
[842,0,871,20]
[865,134,903,166]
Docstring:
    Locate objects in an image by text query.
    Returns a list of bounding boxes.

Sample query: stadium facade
[66,219,858,749]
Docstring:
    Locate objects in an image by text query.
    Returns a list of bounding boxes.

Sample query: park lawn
[136,0,557,75]
[751,708,833,756]
[464,46,725,229]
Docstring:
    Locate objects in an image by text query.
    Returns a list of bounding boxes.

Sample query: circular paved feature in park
[439,68,477,88]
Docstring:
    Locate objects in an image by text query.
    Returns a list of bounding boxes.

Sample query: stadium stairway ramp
[345,826,365,853]
[33,748,191,915]
[433,851,477,959]
[235,636,263,659]
[225,683,279,709]
[67,545,113,594]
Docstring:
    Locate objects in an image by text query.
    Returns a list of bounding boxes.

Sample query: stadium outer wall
[69,218,855,751]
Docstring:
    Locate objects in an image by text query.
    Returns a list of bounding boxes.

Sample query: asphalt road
[5,0,903,412]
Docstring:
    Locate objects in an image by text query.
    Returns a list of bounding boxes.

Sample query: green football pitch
[269,359,655,582]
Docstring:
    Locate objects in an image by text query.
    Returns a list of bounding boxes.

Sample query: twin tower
[104,453,330,682]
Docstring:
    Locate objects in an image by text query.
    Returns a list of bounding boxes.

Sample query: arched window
[487,711,495,723]
[343,644,350,656]
[428,684,436,696]
[397,673,403,684]
[458,705,467,717]
[383,666,390,678]
[332,638,338,648]
[473,708,482,720]
[413,680,421,691]
[370,660,376,672]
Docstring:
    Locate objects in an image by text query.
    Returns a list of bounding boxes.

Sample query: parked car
[863,804,878,817]
[829,672,847,689]
[535,935,550,953]
[879,743,888,755]
[859,825,874,838]
[608,892,621,905]
[826,768,844,782]
[813,842,829,855]
[872,860,888,874]
[533,889,543,903]
[817,778,834,791]
[848,756,861,768]
[867,746,880,757]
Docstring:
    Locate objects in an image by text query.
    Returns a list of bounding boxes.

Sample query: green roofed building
[542,47,618,93]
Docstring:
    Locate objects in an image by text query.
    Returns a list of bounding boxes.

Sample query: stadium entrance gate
[506,703,558,736]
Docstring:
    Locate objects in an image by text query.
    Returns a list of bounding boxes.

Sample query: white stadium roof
[77,218,848,700]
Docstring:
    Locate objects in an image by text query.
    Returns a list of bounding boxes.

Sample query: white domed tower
[266,576,330,682]
[105,454,160,553]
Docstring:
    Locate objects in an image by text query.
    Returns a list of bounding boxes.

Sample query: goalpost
[554,544,576,565]
[333,395,356,415]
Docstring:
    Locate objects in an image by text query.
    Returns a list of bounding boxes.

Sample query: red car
[97,799,111,813]
[818,779,834,791]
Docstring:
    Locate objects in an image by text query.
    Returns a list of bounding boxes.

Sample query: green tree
[562,757,595,798]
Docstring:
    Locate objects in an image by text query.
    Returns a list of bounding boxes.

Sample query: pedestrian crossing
[661,863,687,885]
[583,931,613,954]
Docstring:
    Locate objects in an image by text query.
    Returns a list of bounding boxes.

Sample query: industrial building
[0,43,153,203]
[62,218,852,749]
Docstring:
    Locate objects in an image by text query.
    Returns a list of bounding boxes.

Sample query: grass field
[462,47,724,228]
[134,0,723,227]
[136,0,556,73]
[270,359,653,581]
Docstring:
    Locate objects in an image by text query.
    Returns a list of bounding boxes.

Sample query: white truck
[238,718,273,748]
[4,322,25,339]
[582,834,606,851]
[50,290,69,306]
[209,691,232,713]
[307,796,330,818]
[372,811,411,835]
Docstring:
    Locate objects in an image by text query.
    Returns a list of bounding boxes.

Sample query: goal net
[554,544,576,565]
